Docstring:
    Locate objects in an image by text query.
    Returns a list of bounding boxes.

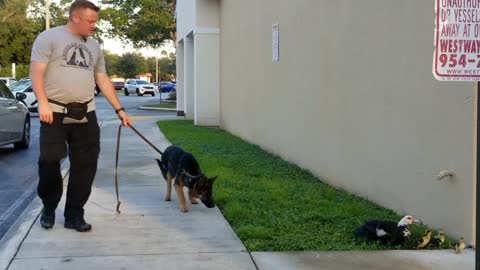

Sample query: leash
[115,125,122,213]
[129,125,164,156]
[114,124,165,213]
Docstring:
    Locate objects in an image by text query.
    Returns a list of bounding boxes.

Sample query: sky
[52,0,176,57]
[102,38,176,58]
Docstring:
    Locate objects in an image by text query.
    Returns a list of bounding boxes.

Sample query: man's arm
[31,61,53,124]
[95,72,131,127]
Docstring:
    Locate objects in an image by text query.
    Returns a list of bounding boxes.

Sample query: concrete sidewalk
[3,116,255,270]
[0,116,475,270]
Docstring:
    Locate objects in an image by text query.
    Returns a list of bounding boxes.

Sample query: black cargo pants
[38,111,100,220]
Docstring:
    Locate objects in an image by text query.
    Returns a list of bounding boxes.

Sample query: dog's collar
[182,170,204,186]
[183,170,204,179]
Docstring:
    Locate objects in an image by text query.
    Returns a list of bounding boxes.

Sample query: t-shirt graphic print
[63,43,94,70]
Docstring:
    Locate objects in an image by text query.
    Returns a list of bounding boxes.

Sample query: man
[30,0,131,232]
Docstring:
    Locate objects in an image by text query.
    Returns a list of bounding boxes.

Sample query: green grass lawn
[144,103,176,109]
[157,120,453,251]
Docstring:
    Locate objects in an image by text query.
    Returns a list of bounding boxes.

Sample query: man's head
[68,0,99,37]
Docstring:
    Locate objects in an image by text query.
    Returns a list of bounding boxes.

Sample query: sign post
[433,1,479,268]
[477,82,479,270]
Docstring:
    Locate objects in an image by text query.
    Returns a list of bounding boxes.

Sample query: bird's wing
[377,221,397,234]
[376,228,388,237]
[355,220,380,238]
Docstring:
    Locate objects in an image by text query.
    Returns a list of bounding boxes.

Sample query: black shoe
[64,216,92,232]
[40,208,55,229]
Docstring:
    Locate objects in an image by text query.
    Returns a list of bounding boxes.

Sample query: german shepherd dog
[155,145,217,213]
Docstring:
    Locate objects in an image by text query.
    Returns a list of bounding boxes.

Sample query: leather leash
[115,124,164,213]
[129,125,164,156]
[115,125,122,213]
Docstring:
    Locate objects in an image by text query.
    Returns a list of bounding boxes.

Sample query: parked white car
[0,81,30,149]
[9,79,38,112]
[123,80,156,96]
[0,77,17,86]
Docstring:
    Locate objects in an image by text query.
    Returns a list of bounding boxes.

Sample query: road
[0,94,176,240]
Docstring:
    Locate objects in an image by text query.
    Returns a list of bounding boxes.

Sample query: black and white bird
[355,215,418,245]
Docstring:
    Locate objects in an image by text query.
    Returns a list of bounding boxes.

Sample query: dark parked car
[113,81,125,90]
[0,81,30,149]
[159,82,176,93]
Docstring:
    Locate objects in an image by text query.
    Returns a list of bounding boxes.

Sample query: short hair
[69,0,100,19]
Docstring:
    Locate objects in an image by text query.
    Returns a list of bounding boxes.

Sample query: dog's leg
[165,174,172,201]
[174,184,188,213]
[188,190,199,204]
[155,159,168,180]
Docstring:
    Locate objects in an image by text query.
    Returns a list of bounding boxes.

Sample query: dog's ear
[208,176,218,183]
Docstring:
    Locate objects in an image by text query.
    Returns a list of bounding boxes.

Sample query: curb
[138,106,177,111]
[0,163,70,270]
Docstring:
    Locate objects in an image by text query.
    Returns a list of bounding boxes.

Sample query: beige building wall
[176,0,196,40]
[194,32,220,126]
[176,41,185,115]
[184,35,195,120]
[176,0,220,124]
[219,0,476,243]
[196,0,219,28]
[194,0,220,126]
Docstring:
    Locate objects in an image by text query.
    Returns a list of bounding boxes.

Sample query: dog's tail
[155,159,168,180]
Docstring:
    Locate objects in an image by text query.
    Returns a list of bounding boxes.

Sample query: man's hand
[39,103,54,124]
[117,110,132,127]
[31,61,51,124]
[95,72,132,127]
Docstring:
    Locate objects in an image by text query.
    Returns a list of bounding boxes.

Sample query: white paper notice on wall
[273,23,279,62]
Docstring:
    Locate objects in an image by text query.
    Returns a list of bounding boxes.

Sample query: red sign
[433,0,480,81]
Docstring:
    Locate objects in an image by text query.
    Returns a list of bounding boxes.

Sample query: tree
[158,54,175,77]
[103,50,121,75]
[0,64,30,78]
[100,0,176,48]
[0,0,41,65]
[146,57,157,79]
[28,0,70,28]
[145,53,175,82]
[0,0,68,66]
[116,52,148,79]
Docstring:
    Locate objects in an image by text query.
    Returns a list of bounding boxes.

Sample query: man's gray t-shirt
[31,26,106,112]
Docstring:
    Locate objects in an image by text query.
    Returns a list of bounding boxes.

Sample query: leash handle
[115,124,122,213]
[129,125,164,156]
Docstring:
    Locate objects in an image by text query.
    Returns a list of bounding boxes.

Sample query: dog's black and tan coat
[155,146,217,213]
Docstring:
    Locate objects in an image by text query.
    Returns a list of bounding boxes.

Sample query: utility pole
[156,57,159,83]
[157,55,162,104]
[46,0,50,30]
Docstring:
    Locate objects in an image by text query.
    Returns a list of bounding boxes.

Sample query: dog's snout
[201,197,216,208]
